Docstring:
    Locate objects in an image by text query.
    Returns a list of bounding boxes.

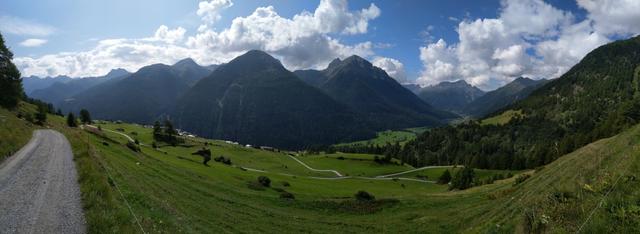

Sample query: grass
[95,122,335,177]
[0,102,36,162]
[4,105,640,232]
[481,109,524,126]
[298,153,413,177]
[389,166,522,182]
[335,128,427,147]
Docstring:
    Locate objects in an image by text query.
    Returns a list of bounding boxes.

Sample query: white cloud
[372,56,406,82]
[417,0,639,90]
[186,0,379,70]
[418,39,458,85]
[19,38,47,47]
[0,15,56,36]
[577,0,640,36]
[15,0,380,77]
[152,25,186,44]
[197,0,233,24]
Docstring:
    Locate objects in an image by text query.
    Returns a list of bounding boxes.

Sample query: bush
[152,141,158,148]
[67,113,78,127]
[214,155,232,165]
[354,190,375,202]
[134,139,140,145]
[280,191,295,200]
[514,174,531,185]
[450,167,475,190]
[258,176,271,187]
[437,170,452,184]
[281,181,290,187]
[126,141,140,152]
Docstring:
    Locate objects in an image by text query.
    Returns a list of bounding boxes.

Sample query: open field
[389,166,523,182]
[480,109,523,126]
[297,153,412,177]
[334,127,429,147]
[4,105,638,233]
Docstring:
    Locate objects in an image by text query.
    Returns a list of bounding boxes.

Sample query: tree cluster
[0,32,23,109]
[153,120,182,146]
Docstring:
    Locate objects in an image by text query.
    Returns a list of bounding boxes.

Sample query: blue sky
[1,0,638,90]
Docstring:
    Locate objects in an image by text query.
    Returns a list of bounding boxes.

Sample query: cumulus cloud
[186,0,380,70]
[15,0,380,77]
[19,38,47,47]
[152,25,186,44]
[372,56,406,82]
[0,15,56,36]
[197,0,233,24]
[577,0,640,36]
[417,0,639,90]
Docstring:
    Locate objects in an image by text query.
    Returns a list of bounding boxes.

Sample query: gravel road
[0,130,86,234]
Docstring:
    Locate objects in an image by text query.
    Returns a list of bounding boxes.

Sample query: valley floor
[1,105,639,233]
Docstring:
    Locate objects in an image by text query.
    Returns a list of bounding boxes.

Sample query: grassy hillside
[4,103,637,232]
[335,127,429,147]
[298,153,412,177]
[470,123,640,233]
[0,103,36,162]
[80,120,640,232]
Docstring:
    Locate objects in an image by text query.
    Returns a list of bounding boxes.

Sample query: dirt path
[0,130,86,234]
[286,154,343,177]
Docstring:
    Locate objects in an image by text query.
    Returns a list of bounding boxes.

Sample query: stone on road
[0,130,86,234]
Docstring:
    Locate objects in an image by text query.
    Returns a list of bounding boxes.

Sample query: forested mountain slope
[395,35,640,170]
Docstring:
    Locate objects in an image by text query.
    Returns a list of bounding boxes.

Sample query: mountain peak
[327,58,342,69]
[228,50,284,69]
[173,58,199,67]
[105,68,129,79]
[342,55,372,67]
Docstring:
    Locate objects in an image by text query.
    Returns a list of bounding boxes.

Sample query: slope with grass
[297,153,413,177]
[0,102,37,162]
[9,112,631,233]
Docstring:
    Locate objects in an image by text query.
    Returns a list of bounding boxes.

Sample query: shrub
[66,113,78,127]
[126,141,140,152]
[449,167,475,190]
[437,170,452,184]
[134,139,140,145]
[223,158,232,165]
[258,176,271,187]
[354,190,375,202]
[152,141,158,148]
[514,174,531,186]
[280,191,295,200]
[337,156,345,160]
[281,181,290,187]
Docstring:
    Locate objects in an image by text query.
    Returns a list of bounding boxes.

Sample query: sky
[1,0,639,90]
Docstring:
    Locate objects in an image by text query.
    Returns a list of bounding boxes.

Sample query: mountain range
[22,50,554,149]
[408,78,547,118]
[29,68,130,107]
[175,50,375,148]
[415,80,485,115]
[463,77,548,117]
[399,35,640,170]
[295,56,456,129]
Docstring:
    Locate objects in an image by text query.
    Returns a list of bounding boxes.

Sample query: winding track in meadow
[0,130,86,234]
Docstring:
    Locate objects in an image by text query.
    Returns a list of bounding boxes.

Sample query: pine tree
[67,112,78,127]
[0,32,23,109]
[437,170,452,184]
[34,104,47,125]
[79,109,92,124]
[153,121,162,139]
[450,167,475,190]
